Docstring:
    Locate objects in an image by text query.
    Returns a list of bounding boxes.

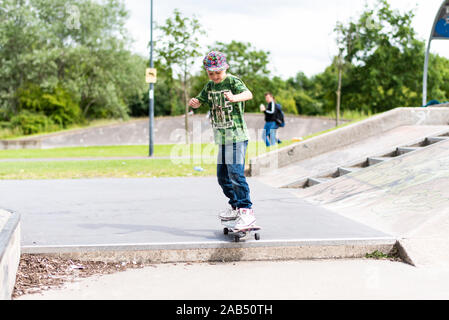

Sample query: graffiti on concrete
[301,140,449,216]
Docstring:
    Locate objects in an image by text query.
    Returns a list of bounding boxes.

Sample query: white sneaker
[219,208,239,221]
[234,208,256,230]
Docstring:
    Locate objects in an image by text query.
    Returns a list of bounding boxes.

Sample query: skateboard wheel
[234,236,240,242]
[255,233,260,241]
[223,228,229,235]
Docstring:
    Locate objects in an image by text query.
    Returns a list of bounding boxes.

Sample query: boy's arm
[189,83,209,109]
[224,76,253,103]
[224,90,253,103]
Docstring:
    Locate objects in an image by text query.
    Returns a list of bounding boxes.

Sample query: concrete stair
[396,147,419,155]
[426,136,449,144]
[338,167,360,176]
[291,131,449,190]
[367,157,391,166]
[306,177,334,187]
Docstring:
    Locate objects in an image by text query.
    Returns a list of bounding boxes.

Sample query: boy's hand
[223,91,236,103]
[189,98,201,109]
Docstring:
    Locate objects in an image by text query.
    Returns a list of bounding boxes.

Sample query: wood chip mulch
[12,254,147,298]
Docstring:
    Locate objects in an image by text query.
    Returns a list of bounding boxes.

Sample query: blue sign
[433,1,449,38]
[435,18,449,37]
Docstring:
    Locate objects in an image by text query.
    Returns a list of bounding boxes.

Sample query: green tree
[276,89,298,115]
[156,9,206,143]
[129,60,178,117]
[210,41,271,111]
[286,72,313,92]
[212,40,270,77]
[336,0,424,112]
[43,0,144,119]
[427,54,449,102]
[0,0,147,134]
[0,0,50,115]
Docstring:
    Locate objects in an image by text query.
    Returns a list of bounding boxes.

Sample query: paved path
[16,259,449,300]
[0,156,214,162]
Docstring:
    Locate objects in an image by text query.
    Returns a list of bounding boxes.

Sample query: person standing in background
[260,92,282,147]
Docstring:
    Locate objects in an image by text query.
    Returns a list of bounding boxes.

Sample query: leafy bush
[16,83,82,129]
[294,91,324,116]
[0,121,12,129]
[42,87,82,127]
[276,89,298,115]
[10,111,57,135]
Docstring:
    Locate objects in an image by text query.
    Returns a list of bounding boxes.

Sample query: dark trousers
[263,121,278,147]
[217,140,252,209]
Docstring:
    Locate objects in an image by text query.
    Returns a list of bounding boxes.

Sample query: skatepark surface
[1,117,448,267]
[3,108,449,299]
[0,177,393,262]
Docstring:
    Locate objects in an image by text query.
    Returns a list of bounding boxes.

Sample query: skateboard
[221,219,261,242]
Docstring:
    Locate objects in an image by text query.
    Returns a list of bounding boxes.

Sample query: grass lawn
[0,140,296,179]
[0,111,375,179]
[0,159,217,180]
[0,141,296,159]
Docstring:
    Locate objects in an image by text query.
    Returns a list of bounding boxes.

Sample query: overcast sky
[124,0,449,78]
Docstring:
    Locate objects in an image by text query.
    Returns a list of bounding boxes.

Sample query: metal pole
[423,0,448,106]
[336,51,342,127]
[149,0,154,157]
[423,39,431,106]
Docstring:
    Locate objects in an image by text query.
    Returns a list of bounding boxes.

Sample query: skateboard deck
[221,219,262,242]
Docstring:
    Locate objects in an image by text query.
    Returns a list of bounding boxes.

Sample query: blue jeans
[217,141,252,209]
[263,121,278,147]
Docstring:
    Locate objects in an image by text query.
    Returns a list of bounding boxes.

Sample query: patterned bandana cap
[203,51,229,71]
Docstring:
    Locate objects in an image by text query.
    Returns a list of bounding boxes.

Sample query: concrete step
[427,136,449,145]
[367,157,392,166]
[307,177,334,187]
[338,167,360,176]
[397,147,420,156]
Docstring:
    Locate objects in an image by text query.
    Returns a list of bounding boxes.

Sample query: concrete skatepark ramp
[293,137,449,267]
[256,125,449,189]
[252,107,449,267]
[0,114,342,149]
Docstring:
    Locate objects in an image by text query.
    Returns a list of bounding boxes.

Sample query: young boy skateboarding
[188,51,256,230]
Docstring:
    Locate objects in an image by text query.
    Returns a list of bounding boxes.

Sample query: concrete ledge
[0,140,41,150]
[249,107,449,176]
[22,237,396,264]
[0,210,21,300]
[429,102,449,108]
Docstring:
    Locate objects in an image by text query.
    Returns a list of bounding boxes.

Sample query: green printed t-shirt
[196,74,250,145]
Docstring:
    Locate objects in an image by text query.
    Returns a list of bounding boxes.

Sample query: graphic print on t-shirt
[208,90,234,129]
